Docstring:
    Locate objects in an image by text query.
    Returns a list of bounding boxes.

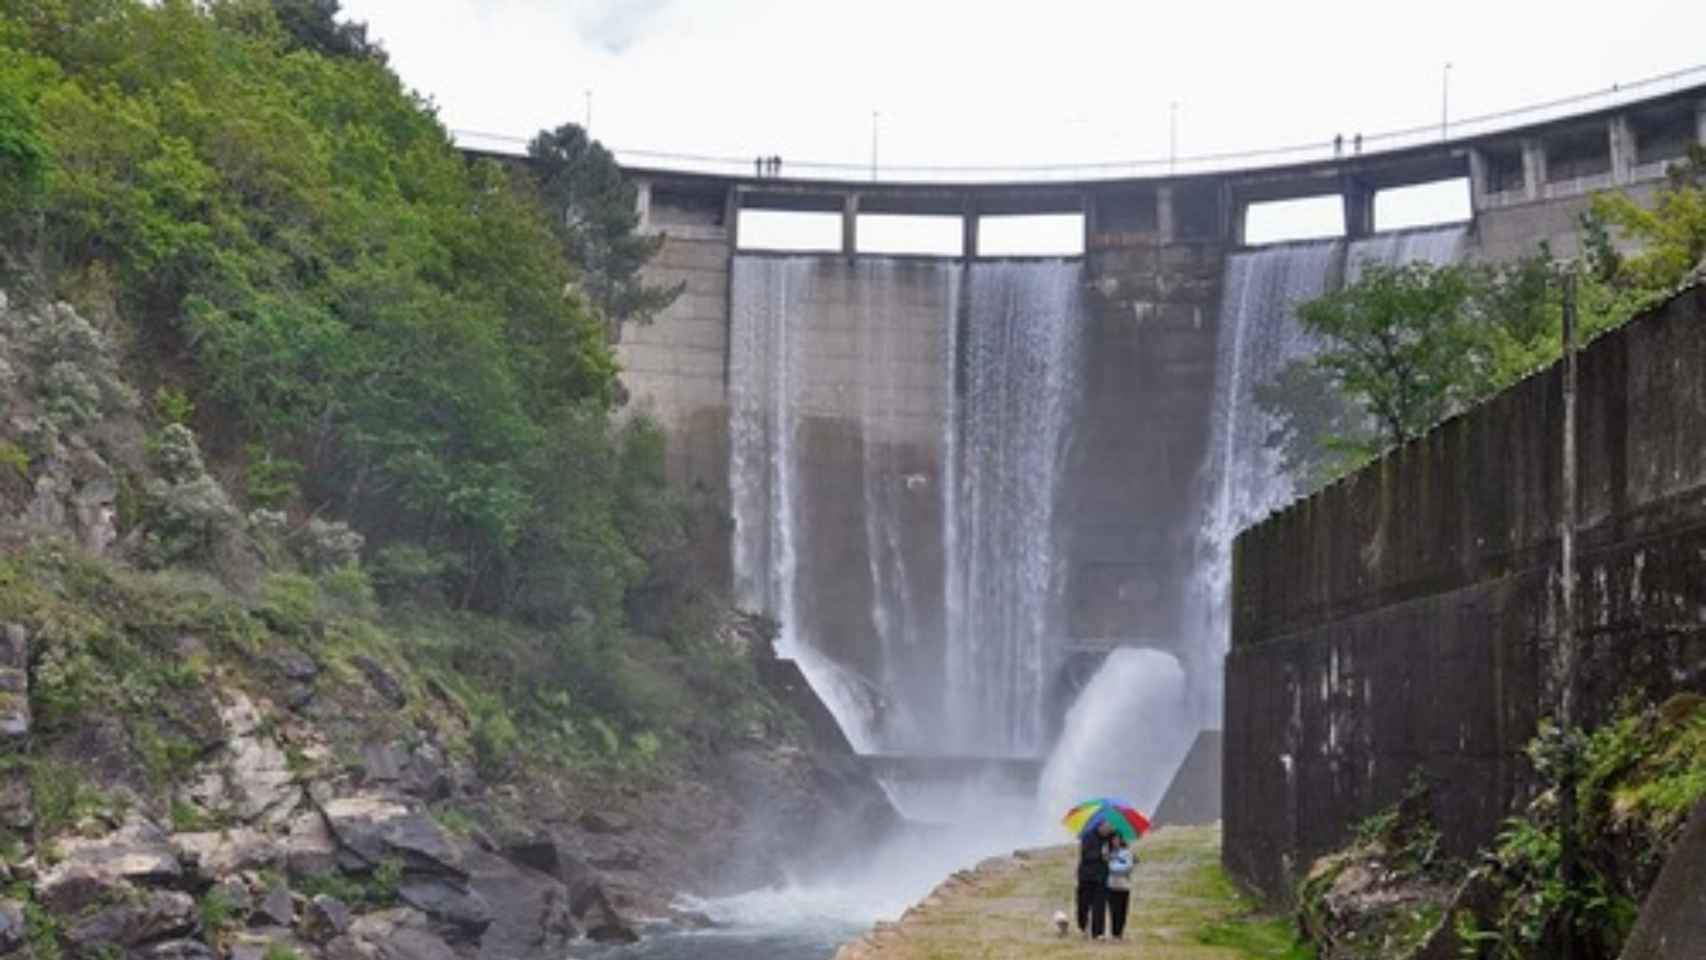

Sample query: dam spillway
[729,257,1088,756]
[610,78,1706,768]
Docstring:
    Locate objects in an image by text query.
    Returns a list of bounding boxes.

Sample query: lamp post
[1441,63,1452,140]
[1170,102,1179,174]
[584,89,593,133]
[872,111,880,182]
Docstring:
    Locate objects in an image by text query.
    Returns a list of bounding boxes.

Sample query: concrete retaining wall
[1225,284,1706,898]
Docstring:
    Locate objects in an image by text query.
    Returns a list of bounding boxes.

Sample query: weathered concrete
[1225,284,1706,899]
[1154,730,1223,827]
[1619,797,1706,960]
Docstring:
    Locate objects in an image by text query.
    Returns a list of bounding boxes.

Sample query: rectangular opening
[1375,178,1471,231]
[736,209,841,252]
[977,213,1084,257]
[1174,183,1221,240]
[856,213,963,256]
[650,187,725,229]
[1545,126,1610,183]
[1243,195,1344,245]
[1483,147,1525,195]
[1092,190,1157,234]
[1632,105,1697,167]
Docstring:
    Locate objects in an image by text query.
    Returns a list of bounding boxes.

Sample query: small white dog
[1052,910,1070,937]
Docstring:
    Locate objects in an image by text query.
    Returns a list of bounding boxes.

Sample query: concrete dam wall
[608,81,1706,765]
[1224,284,1706,898]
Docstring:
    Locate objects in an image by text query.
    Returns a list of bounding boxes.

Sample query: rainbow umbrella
[1062,798,1152,842]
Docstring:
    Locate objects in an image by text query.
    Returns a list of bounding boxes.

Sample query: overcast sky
[341,0,1706,245]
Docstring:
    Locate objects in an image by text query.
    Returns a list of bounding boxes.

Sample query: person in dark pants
[1075,822,1111,939]
[1106,833,1135,940]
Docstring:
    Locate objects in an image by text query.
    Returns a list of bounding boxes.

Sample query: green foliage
[1589,145,1706,296]
[297,856,401,908]
[243,443,299,508]
[139,424,240,568]
[152,385,193,426]
[31,757,106,837]
[1196,915,1317,959]
[528,124,683,334]
[198,886,240,939]
[2,0,669,621]
[0,38,54,215]
[263,946,304,960]
[23,897,63,960]
[1262,250,1638,487]
[1453,697,1705,960]
[0,439,27,478]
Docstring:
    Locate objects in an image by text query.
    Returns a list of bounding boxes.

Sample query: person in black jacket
[1075,822,1111,939]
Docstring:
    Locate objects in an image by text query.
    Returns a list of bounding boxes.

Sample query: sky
[340,0,1706,247]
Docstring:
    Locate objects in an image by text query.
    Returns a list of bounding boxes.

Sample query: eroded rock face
[328,908,461,960]
[172,827,283,878]
[40,817,182,902]
[63,888,196,952]
[319,795,464,875]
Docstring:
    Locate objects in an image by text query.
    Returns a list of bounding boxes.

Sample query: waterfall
[945,261,1087,756]
[730,256,1084,760]
[1186,223,1469,726]
[729,256,960,753]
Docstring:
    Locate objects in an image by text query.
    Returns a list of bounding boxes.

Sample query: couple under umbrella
[1064,798,1150,941]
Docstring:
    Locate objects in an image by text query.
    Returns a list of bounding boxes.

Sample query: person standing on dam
[1075,821,1111,939]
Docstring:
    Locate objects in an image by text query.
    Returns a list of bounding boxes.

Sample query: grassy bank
[836,825,1311,960]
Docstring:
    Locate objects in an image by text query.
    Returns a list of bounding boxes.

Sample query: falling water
[1036,648,1195,818]
[1187,223,1470,725]
[729,256,960,753]
[730,256,1085,760]
[945,261,1087,756]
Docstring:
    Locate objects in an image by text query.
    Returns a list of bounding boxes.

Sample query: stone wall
[1224,284,1706,898]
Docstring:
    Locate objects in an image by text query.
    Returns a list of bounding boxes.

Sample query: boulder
[228,929,317,960]
[171,827,282,877]
[327,908,460,960]
[351,656,406,709]
[40,817,181,901]
[301,894,352,944]
[0,624,28,741]
[254,882,295,928]
[397,877,492,939]
[184,691,301,825]
[284,809,341,878]
[0,898,23,954]
[319,795,463,876]
[136,939,219,960]
[63,888,195,951]
[462,849,576,960]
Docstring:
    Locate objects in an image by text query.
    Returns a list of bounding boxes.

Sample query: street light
[1441,63,1452,140]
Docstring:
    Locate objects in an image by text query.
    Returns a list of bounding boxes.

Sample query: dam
[588,79,1706,770]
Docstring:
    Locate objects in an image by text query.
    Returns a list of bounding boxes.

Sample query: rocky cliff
[0,289,896,958]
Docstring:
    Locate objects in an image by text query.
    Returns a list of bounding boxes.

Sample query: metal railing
[454,64,1706,184]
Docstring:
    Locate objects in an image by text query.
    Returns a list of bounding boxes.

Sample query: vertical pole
[1557,272,1580,960]
[585,89,593,133]
[1170,102,1179,174]
[872,112,880,182]
[1441,63,1452,140]
[961,198,979,260]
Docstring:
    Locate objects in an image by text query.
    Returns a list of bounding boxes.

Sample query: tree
[269,0,385,62]
[1588,144,1706,295]
[1294,260,1483,448]
[1259,254,1567,484]
[527,124,682,338]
